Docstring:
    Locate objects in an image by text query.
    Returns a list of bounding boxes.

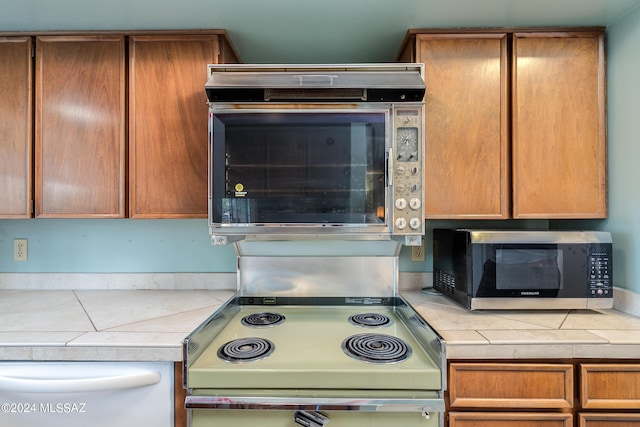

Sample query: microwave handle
[387,148,393,187]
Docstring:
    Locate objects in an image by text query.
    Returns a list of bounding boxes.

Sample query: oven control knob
[409,198,422,210]
[409,217,422,230]
[395,217,407,229]
[395,198,407,209]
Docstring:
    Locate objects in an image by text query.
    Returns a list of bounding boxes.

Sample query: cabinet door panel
[35,35,126,217]
[129,35,218,218]
[0,37,32,218]
[512,32,606,218]
[579,413,640,427]
[416,34,509,219]
[580,364,640,409]
[450,412,573,427]
[449,363,574,409]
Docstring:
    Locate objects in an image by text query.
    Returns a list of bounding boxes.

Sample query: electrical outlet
[13,238,28,262]
[411,240,425,262]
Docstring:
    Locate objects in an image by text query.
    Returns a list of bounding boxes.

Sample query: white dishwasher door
[0,361,173,427]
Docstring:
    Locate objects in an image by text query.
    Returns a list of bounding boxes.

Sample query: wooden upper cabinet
[0,37,32,218]
[398,29,606,219]
[512,32,607,218]
[411,33,509,219]
[129,34,227,218]
[35,35,126,217]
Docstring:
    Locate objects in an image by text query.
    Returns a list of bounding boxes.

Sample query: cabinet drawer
[579,413,640,427]
[581,364,640,409]
[450,412,572,427]
[449,363,573,408]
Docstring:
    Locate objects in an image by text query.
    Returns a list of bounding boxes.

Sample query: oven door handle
[387,147,393,187]
[185,395,444,412]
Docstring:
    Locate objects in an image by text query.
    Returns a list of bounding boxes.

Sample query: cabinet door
[450,412,573,427]
[0,37,32,218]
[512,32,606,218]
[579,413,640,427]
[449,363,574,409]
[580,364,640,409]
[415,34,509,219]
[35,35,126,217]
[129,35,219,218]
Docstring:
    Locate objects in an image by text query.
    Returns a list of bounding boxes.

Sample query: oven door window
[475,245,564,297]
[210,111,387,225]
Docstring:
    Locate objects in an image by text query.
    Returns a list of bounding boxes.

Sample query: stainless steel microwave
[433,229,613,310]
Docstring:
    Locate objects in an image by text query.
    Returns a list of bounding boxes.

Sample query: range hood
[205,63,425,103]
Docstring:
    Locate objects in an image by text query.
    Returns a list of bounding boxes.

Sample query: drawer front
[449,363,573,408]
[579,413,640,427]
[450,412,573,427]
[581,364,640,409]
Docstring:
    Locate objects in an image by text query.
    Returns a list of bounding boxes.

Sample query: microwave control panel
[588,245,613,298]
[391,105,424,238]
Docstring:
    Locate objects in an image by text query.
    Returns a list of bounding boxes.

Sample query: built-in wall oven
[183,64,445,427]
[205,64,425,247]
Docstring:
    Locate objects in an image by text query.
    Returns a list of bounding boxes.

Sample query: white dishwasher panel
[0,362,173,427]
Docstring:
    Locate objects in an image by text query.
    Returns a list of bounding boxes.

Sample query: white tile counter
[403,289,640,359]
[1,286,639,361]
[0,290,233,361]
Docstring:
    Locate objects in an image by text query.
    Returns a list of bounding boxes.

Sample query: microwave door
[474,245,564,298]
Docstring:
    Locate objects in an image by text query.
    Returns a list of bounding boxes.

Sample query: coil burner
[217,337,275,363]
[342,333,412,364]
[348,313,392,328]
[241,312,285,327]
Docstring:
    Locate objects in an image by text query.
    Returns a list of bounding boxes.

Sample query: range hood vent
[205,64,425,103]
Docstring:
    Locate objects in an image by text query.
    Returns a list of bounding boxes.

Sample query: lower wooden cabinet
[449,363,574,409]
[447,361,640,427]
[580,364,640,409]
[175,362,187,427]
[579,413,640,427]
[449,412,572,427]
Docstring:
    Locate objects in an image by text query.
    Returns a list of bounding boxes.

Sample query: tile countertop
[403,289,640,360]
[0,290,234,361]
[1,289,639,362]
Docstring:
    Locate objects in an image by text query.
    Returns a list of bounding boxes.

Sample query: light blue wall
[601,5,640,292]
[0,220,237,273]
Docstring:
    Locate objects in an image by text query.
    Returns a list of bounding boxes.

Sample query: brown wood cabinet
[579,413,640,427]
[175,362,187,427]
[578,363,640,425]
[398,33,510,219]
[448,362,574,426]
[447,361,640,427]
[128,34,239,218]
[35,35,126,217]
[1,30,239,219]
[0,37,32,218]
[397,29,606,219]
[449,362,574,409]
[449,412,573,427]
